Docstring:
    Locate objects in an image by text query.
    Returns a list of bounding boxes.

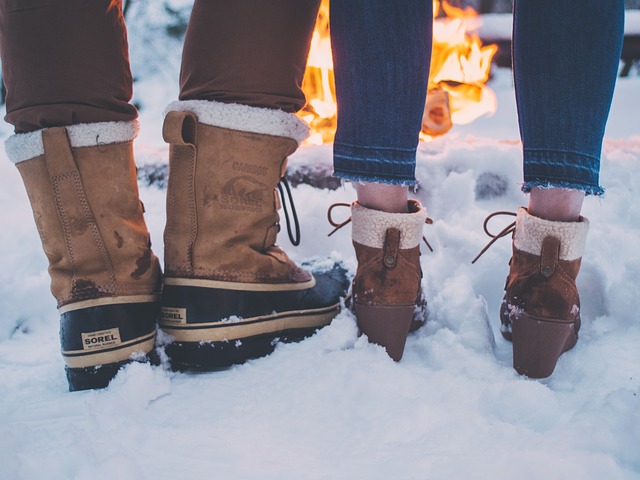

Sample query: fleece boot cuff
[514,207,589,261]
[5,120,139,164]
[165,99,309,145]
[351,200,427,250]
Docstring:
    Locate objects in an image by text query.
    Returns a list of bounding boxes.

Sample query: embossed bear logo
[220,176,269,212]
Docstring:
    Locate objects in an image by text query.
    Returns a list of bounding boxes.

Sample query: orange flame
[430,0,498,128]
[300,0,498,144]
[300,2,335,145]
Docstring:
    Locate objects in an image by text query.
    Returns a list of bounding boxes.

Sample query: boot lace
[471,211,517,264]
[277,177,301,246]
[326,202,434,252]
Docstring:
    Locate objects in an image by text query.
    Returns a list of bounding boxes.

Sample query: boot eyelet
[384,255,396,267]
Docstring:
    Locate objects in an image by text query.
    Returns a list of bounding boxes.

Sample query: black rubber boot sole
[160,263,349,370]
[164,327,322,371]
[61,301,159,391]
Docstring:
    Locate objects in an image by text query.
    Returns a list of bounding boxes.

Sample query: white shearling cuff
[5,120,139,164]
[165,100,309,145]
[351,201,427,249]
[514,207,589,261]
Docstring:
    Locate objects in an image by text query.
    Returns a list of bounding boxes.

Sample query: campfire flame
[299,0,498,144]
[429,0,498,129]
[300,1,334,145]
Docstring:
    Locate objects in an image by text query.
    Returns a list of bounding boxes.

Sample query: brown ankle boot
[350,200,428,361]
[7,122,162,391]
[500,207,589,378]
[160,101,348,369]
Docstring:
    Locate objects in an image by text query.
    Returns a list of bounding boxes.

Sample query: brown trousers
[0,0,319,134]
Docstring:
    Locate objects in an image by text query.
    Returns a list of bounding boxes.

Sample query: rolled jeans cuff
[332,142,417,186]
[522,149,604,196]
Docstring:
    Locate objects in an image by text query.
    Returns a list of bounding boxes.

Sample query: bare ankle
[528,187,585,222]
[356,183,409,213]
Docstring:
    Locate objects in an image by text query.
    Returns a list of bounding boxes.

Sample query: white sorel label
[81,328,122,351]
[161,307,187,325]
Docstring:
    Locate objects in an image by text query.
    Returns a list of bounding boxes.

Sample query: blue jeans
[331,0,625,194]
[331,0,432,185]
[514,0,624,195]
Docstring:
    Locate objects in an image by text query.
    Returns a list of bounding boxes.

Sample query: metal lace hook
[423,216,434,252]
[277,177,301,246]
[471,211,517,264]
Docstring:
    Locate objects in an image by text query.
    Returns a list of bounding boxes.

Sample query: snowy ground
[1,55,639,480]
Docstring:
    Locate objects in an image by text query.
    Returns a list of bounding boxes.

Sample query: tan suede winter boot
[500,207,589,378]
[349,200,428,361]
[6,121,162,391]
[160,100,349,369]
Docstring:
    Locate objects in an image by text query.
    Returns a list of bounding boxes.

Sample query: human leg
[0,0,161,390]
[331,0,432,188]
[502,0,624,377]
[179,0,319,112]
[514,0,624,198]
[355,184,410,214]
[528,187,584,222]
[160,0,349,369]
[330,0,433,360]
[0,0,137,132]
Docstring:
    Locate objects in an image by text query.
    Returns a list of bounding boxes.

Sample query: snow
[1,27,640,480]
[627,11,640,35]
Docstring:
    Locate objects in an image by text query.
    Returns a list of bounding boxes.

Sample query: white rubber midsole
[160,304,339,343]
[163,276,316,292]
[58,294,160,314]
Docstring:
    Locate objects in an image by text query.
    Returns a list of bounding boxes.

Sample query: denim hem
[332,170,417,187]
[523,148,601,195]
[334,142,417,162]
[333,141,417,186]
[334,141,417,153]
[521,180,604,197]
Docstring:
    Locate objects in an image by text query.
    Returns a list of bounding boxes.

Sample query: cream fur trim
[351,201,427,249]
[5,120,139,164]
[165,100,309,145]
[514,207,589,261]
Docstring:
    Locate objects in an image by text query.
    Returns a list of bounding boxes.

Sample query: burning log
[422,88,453,136]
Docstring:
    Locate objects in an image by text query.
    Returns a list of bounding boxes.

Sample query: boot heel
[66,361,129,392]
[355,304,414,361]
[511,312,578,378]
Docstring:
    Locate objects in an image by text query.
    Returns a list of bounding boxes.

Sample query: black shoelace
[277,177,301,246]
